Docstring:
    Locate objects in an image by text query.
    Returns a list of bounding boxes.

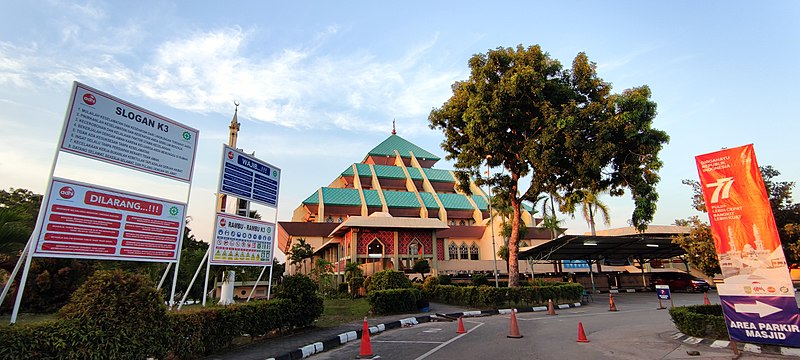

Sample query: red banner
[696,145,800,347]
[695,144,790,283]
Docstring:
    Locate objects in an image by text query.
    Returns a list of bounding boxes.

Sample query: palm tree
[288,238,313,274]
[563,190,611,236]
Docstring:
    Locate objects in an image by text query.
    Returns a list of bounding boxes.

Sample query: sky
[1,1,798,259]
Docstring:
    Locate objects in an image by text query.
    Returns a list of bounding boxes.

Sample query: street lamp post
[486,156,500,288]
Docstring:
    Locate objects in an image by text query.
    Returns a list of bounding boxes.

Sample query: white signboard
[218,145,280,208]
[34,178,186,262]
[209,213,274,266]
[59,82,199,182]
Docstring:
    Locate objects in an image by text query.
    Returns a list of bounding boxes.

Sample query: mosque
[276,124,554,279]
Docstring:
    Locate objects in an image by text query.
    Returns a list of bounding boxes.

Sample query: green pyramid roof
[367,134,440,161]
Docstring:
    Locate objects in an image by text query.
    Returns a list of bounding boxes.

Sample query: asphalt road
[311,292,788,360]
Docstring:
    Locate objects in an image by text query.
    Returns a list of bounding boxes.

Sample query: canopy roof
[519,226,690,261]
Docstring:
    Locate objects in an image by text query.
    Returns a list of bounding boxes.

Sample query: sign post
[695,144,800,346]
[655,284,672,309]
[3,82,198,322]
[200,145,281,306]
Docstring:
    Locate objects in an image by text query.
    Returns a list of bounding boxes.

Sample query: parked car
[649,272,711,292]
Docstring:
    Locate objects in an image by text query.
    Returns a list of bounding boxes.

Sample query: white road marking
[414,321,485,360]
[372,340,446,344]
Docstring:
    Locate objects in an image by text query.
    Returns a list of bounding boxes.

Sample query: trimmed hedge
[368,288,421,314]
[422,283,583,308]
[669,305,728,339]
[365,270,412,293]
[0,272,324,360]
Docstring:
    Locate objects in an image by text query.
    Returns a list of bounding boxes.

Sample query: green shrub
[425,283,582,308]
[471,273,489,286]
[669,305,728,339]
[59,269,170,359]
[365,270,412,293]
[276,274,318,301]
[0,273,325,360]
[368,288,420,314]
[437,274,452,285]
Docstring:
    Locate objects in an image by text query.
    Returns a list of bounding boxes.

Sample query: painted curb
[671,332,800,357]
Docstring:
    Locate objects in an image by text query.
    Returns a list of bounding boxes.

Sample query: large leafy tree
[673,216,720,277]
[429,45,669,286]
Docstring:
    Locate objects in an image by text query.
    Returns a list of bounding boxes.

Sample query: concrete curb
[671,332,800,357]
[265,302,583,359]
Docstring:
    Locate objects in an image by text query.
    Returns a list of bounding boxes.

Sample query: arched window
[326,216,333,223]
[337,216,344,223]
[459,243,469,260]
[459,220,466,226]
[367,238,383,258]
[470,243,479,260]
[408,239,423,258]
[519,241,529,248]
[448,242,458,260]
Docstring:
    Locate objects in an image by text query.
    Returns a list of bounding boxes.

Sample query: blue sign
[719,294,800,347]
[656,285,671,300]
[218,145,281,208]
[563,260,589,269]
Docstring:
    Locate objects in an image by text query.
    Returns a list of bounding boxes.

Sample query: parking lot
[311,292,788,359]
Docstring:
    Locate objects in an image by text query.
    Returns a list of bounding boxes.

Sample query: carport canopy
[519,225,689,262]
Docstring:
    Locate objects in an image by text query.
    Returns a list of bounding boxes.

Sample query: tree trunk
[508,196,521,287]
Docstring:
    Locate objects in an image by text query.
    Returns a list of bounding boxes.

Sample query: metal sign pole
[0,240,31,308]
[157,262,173,290]
[9,83,75,324]
[178,247,210,310]
[168,185,194,310]
[246,265,268,302]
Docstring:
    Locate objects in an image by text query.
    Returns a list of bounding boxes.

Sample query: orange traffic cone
[548,299,557,315]
[577,322,590,342]
[703,292,711,305]
[358,317,373,358]
[608,293,618,312]
[456,316,466,334]
[507,309,523,338]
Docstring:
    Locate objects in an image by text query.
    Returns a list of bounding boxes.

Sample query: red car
[650,272,711,292]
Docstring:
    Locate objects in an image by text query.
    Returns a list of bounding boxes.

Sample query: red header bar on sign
[84,191,163,215]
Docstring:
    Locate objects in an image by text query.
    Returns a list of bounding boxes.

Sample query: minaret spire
[391,118,396,135]
[229,101,241,147]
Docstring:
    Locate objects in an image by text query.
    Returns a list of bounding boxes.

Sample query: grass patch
[0,312,57,327]
[315,297,370,328]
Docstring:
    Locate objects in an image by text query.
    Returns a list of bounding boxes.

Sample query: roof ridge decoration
[365,134,440,162]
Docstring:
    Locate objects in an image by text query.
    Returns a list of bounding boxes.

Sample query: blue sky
[1,1,798,254]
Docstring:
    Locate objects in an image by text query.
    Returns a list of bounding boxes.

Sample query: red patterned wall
[399,230,433,255]
[436,239,445,261]
[357,229,395,255]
